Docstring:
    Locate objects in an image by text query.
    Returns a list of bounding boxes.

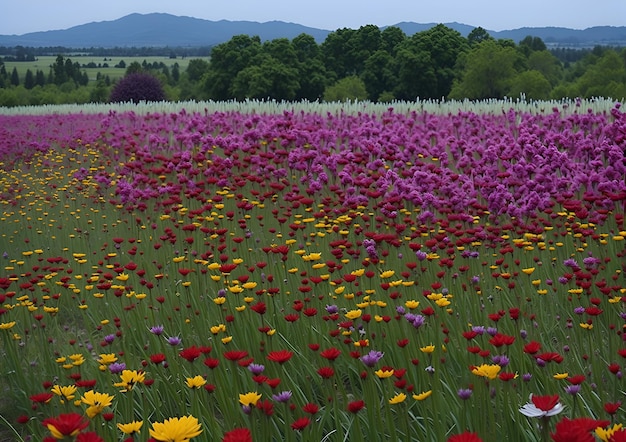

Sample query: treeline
[0,45,212,59]
[1,25,625,106]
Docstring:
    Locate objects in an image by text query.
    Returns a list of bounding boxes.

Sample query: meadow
[0,98,625,442]
[2,55,210,82]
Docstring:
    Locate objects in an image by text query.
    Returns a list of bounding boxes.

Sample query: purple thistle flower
[109,362,126,374]
[574,306,585,315]
[248,363,265,375]
[104,334,116,344]
[564,385,581,395]
[522,373,532,382]
[491,355,510,367]
[471,326,486,335]
[457,388,473,400]
[325,304,339,314]
[272,391,292,403]
[149,325,164,335]
[166,335,182,346]
[360,350,384,368]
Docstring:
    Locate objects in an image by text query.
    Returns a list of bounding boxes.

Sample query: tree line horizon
[0,24,624,106]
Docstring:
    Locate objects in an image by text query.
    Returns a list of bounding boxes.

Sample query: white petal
[545,403,564,416]
[519,404,545,418]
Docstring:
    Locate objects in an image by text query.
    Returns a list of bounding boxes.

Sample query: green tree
[323,75,368,101]
[321,28,357,79]
[24,69,34,89]
[380,26,406,55]
[507,70,552,99]
[392,46,436,100]
[52,55,67,84]
[231,53,300,100]
[10,67,19,86]
[572,49,626,98]
[527,50,563,86]
[449,39,522,99]
[186,59,210,83]
[468,27,493,46]
[362,50,396,101]
[518,36,547,57]
[203,35,262,100]
[126,61,143,75]
[292,33,328,100]
[35,69,46,87]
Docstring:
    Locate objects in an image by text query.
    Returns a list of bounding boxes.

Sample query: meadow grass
[0,99,624,441]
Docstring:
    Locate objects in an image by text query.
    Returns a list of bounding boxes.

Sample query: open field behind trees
[2,55,211,82]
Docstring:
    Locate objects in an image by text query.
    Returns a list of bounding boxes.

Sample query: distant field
[2,55,210,82]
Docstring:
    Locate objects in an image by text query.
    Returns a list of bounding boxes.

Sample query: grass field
[2,55,210,82]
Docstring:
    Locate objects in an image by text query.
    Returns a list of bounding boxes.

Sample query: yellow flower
[97,353,117,365]
[435,298,451,307]
[117,420,143,435]
[412,390,433,401]
[0,321,16,330]
[405,300,420,309]
[114,370,145,392]
[596,424,623,442]
[51,384,77,402]
[553,372,569,380]
[115,273,129,281]
[388,392,407,404]
[471,364,501,380]
[239,392,262,407]
[521,267,535,275]
[345,309,362,320]
[81,390,114,418]
[221,336,233,344]
[380,270,395,279]
[149,415,202,442]
[375,368,394,378]
[70,354,85,366]
[420,345,435,354]
[579,323,593,330]
[186,375,207,389]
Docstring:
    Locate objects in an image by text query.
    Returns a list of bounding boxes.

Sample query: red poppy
[447,431,483,442]
[179,346,202,362]
[550,417,610,442]
[266,349,293,364]
[223,350,249,361]
[567,374,586,385]
[320,348,341,361]
[347,400,365,413]
[76,432,105,442]
[302,403,319,415]
[488,333,515,347]
[42,413,89,438]
[150,353,166,364]
[256,399,274,416]
[317,366,335,379]
[250,302,266,315]
[604,401,621,415]
[30,392,53,403]
[222,427,252,442]
[204,358,220,369]
[535,352,563,363]
[291,417,311,431]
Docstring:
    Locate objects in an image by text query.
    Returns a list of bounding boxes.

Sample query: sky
[1,0,625,36]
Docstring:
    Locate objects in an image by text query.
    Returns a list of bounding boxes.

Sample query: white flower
[519,394,564,418]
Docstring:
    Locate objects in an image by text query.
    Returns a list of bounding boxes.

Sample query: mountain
[0,13,624,49]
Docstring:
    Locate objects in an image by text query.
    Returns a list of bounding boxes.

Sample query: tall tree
[292,33,328,100]
[24,69,35,89]
[362,50,396,101]
[203,35,262,100]
[449,39,522,99]
[10,67,19,86]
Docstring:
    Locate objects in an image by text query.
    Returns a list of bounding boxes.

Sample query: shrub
[109,72,165,103]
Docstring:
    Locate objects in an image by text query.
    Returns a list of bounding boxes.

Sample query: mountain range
[0,13,625,49]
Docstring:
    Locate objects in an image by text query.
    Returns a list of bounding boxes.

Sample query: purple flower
[104,334,116,344]
[415,250,428,261]
[272,391,292,403]
[522,373,532,382]
[564,385,581,395]
[471,326,486,335]
[486,327,498,336]
[149,325,164,335]
[109,362,126,374]
[166,335,182,346]
[360,350,384,368]
[404,313,425,329]
[457,388,472,400]
[325,304,339,314]
[248,363,265,375]
[491,355,510,367]
[574,306,585,315]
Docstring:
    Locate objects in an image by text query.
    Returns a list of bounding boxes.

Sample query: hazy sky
[1,0,624,35]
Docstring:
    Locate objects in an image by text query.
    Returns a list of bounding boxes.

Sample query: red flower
[150,353,166,364]
[498,372,517,382]
[256,399,274,416]
[204,357,220,369]
[535,352,563,363]
[250,302,267,315]
[29,392,53,403]
[75,379,97,388]
[608,363,621,374]
[320,348,341,361]
[76,432,105,442]
[291,417,311,431]
[179,346,202,362]
[317,366,335,379]
[222,427,252,442]
[42,413,89,438]
[447,431,483,442]
[267,349,293,364]
[604,401,622,415]
[610,429,626,442]
[550,417,610,442]
[488,333,515,347]
[302,403,319,415]
[223,350,249,361]
[347,400,365,413]
[523,341,541,355]
[567,374,586,385]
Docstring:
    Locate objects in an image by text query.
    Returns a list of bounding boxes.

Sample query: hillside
[0,13,625,49]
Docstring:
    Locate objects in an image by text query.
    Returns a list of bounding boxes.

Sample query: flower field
[0,99,625,441]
